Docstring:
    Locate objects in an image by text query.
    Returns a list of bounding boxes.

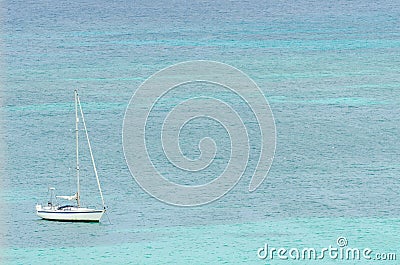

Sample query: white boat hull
[36,205,105,222]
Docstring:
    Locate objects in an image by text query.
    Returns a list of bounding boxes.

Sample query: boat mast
[77,94,106,209]
[75,89,81,207]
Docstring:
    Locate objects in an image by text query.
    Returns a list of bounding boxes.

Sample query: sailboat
[36,90,106,222]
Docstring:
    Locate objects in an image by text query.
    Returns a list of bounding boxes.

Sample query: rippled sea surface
[1,0,400,264]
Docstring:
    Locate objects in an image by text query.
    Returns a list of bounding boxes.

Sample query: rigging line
[105,210,112,224]
[76,93,106,209]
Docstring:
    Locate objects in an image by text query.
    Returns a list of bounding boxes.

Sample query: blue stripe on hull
[37,211,104,214]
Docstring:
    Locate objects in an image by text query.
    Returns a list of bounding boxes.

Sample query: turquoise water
[2,0,400,264]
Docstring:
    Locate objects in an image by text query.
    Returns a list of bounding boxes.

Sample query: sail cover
[56,193,77,201]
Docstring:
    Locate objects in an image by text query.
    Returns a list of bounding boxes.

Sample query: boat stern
[35,204,42,211]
